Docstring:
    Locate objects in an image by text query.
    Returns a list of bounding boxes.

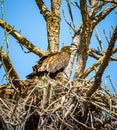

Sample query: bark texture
[36,0,62,53]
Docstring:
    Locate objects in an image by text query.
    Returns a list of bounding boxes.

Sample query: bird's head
[61,46,75,54]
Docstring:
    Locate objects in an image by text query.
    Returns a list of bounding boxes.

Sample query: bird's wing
[38,52,70,73]
[33,53,57,71]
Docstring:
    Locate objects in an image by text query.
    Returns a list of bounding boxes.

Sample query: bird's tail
[26,71,37,79]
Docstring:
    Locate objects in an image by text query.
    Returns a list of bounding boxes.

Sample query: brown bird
[26,46,73,79]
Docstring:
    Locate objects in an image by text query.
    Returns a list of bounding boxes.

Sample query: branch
[63,26,82,79]
[35,0,61,52]
[0,49,19,80]
[0,115,8,130]
[35,0,50,20]
[62,10,75,31]
[0,19,46,57]
[81,56,104,79]
[89,1,107,17]
[103,0,117,4]
[81,46,117,78]
[95,29,104,52]
[89,0,98,6]
[86,26,117,97]
[51,0,62,14]
[0,48,23,91]
[113,48,117,53]
[93,3,116,26]
[66,0,76,30]
[80,0,89,26]
[89,48,117,61]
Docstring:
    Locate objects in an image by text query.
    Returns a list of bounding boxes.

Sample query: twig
[86,26,117,97]
[81,56,104,79]
[0,98,9,109]
[0,19,46,57]
[62,10,75,32]
[22,97,33,130]
[95,28,104,52]
[70,1,80,9]
[106,75,117,95]
[56,111,73,129]
[0,114,8,130]
[103,29,110,44]
[89,48,117,61]
[70,114,96,130]
[66,0,76,30]
[90,111,94,128]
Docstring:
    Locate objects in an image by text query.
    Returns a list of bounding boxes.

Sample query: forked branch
[35,0,62,52]
[0,19,46,57]
[0,48,23,91]
[86,26,117,97]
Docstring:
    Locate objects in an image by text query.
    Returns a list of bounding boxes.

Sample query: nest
[0,76,117,130]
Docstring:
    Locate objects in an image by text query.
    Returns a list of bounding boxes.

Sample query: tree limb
[51,0,62,14]
[0,19,46,57]
[93,3,116,27]
[74,1,116,79]
[89,0,98,6]
[63,26,82,79]
[89,48,117,61]
[80,0,89,26]
[0,48,24,91]
[89,1,106,17]
[103,0,117,4]
[35,0,61,53]
[113,48,117,53]
[86,26,117,97]
[73,0,97,79]
[66,0,76,30]
[35,0,50,20]
[81,56,104,79]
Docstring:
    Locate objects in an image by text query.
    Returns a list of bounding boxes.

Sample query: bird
[26,46,73,79]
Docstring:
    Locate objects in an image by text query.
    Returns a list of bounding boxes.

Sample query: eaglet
[26,46,73,79]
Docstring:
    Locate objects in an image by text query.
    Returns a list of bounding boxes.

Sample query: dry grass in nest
[0,76,117,130]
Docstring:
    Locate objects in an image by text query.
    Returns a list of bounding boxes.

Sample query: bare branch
[51,0,62,14]
[35,0,50,20]
[86,26,117,97]
[35,0,61,53]
[1,0,9,53]
[66,0,76,30]
[62,10,75,32]
[89,48,117,61]
[106,75,117,95]
[0,115,8,130]
[93,3,116,26]
[103,0,117,4]
[103,29,110,44]
[0,19,46,57]
[89,0,98,6]
[95,29,104,52]
[71,2,80,10]
[0,48,23,91]
[80,0,89,26]
[113,48,117,53]
[81,56,104,79]
[89,1,107,17]
[0,49,19,80]
[63,26,82,79]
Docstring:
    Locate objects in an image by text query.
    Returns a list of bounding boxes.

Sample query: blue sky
[0,0,117,93]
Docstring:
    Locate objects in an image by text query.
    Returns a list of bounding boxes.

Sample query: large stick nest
[0,76,117,130]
